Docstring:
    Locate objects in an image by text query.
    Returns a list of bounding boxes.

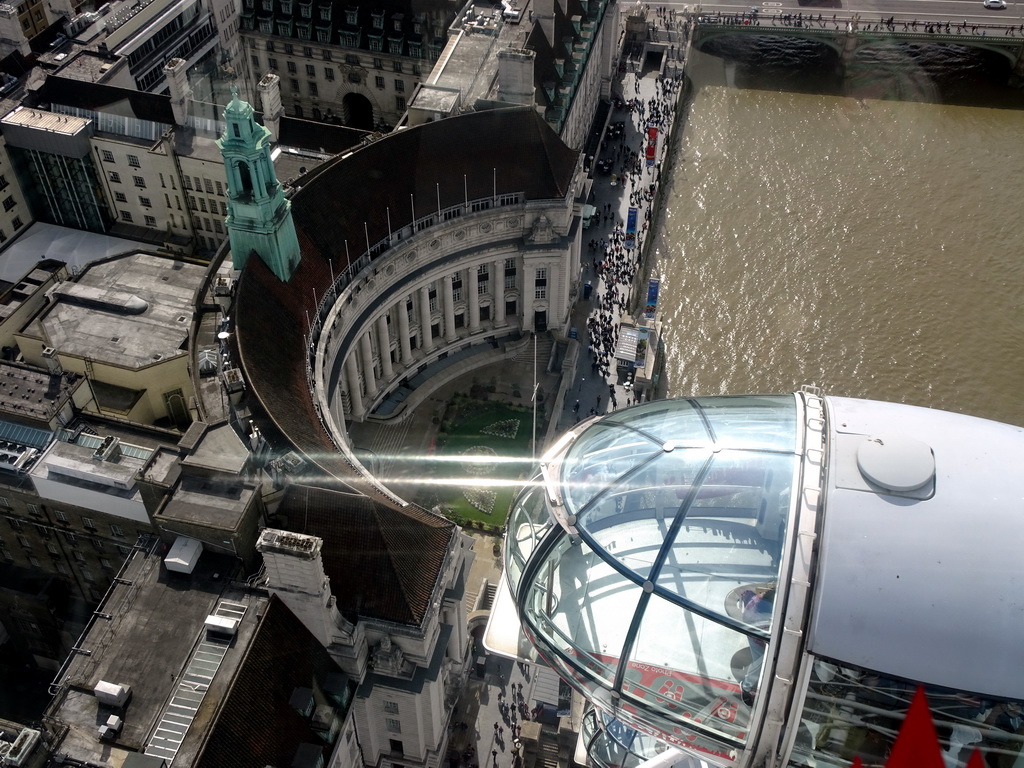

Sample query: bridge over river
[689,12,1024,81]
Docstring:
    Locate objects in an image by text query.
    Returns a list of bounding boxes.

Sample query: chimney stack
[257,529,344,648]
[497,48,535,106]
[0,5,30,57]
[258,73,283,142]
[164,58,191,127]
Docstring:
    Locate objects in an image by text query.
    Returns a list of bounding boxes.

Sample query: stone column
[443,273,458,343]
[493,258,506,326]
[468,266,480,333]
[376,314,393,380]
[359,331,377,395]
[523,265,536,331]
[345,354,363,419]
[419,285,435,353]
[397,296,413,365]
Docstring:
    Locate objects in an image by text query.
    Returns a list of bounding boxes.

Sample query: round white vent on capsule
[856,434,935,492]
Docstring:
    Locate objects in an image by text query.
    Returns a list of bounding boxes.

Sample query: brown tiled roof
[195,595,353,768]
[278,483,454,625]
[291,107,578,262]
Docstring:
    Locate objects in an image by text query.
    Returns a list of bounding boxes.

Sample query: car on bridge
[984,0,1007,10]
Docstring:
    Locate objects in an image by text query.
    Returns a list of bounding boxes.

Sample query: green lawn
[416,397,539,525]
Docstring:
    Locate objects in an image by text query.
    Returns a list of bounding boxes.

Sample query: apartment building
[239,0,457,130]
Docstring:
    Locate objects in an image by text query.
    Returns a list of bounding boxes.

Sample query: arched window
[237,160,253,196]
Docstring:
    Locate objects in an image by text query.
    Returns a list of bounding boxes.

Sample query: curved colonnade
[234,107,584,500]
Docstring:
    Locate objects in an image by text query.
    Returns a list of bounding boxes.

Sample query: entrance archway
[343,92,374,130]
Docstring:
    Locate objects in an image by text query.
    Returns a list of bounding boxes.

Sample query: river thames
[651,47,1024,426]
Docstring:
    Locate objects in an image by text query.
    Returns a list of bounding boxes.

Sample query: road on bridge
[655,0,1024,32]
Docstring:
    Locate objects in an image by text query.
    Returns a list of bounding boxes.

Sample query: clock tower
[217,87,301,282]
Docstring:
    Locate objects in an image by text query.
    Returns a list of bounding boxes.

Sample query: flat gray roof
[0,362,80,423]
[32,253,205,370]
[0,222,152,285]
[49,544,261,766]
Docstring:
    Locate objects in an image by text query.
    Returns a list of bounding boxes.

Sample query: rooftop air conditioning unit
[204,615,239,637]
[93,680,131,707]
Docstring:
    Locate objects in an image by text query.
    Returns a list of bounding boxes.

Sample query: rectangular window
[214,220,223,234]
[266,40,275,51]
[325,66,334,80]
[395,96,406,111]
[373,57,383,69]
[133,175,146,188]
[64,532,76,544]
[47,542,59,555]
[303,46,313,57]
[109,172,121,183]
[384,701,399,714]
[82,568,94,582]
[287,60,297,73]
[139,196,151,207]
[127,154,140,167]
[101,150,115,162]
[375,75,385,89]
[251,54,260,70]
[290,78,300,91]
[110,524,124,538]
[268,57,278,70]
[346,54,359,65]
[284,42,293,54]
[11,216,21,229]
[83,517,96,530]
[215,180,224,196]
[144,215,156,227]
[120,211,133,222]
[54,510,67,522]
[393,61,403,73]
[183,176,193,190]
[115,191,127,203]
[27,504,40,516]
[306,63,315,76]
[394,79,404,92]
[220,201,228,215]
[8,517,21,530]
[17,535,30,548]
[309,82,318,96]
[386,719,401,733]
[0,175,7,191]
[118,545,132,555]
[0,496,9,509]
[1,549,11,561]
[199,198,207,212]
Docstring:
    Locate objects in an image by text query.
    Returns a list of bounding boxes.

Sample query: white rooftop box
[204,615,239,637]
[93,680,131,707]
[164,536,202,574]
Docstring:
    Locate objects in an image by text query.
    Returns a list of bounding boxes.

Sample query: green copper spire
[217,87,301,282]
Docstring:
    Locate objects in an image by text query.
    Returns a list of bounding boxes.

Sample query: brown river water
[651,45,1024,426]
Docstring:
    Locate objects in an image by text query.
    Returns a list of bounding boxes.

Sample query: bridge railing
[689,10,1024,38]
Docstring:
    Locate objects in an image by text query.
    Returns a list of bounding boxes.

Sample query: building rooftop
[0,361,82,425]
[29,432,152,496]
[0,260,65,321]
[421,0,535,109]
[28,252,206,370]
[46,542,258,767]
[1,104,90,135]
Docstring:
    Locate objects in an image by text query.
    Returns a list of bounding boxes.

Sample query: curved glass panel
[655,451,797,614]
[506,397,805,760]
[600,399,712,446]
[560,423,662,516]
[506,477,552,592]
[583,710,672,768]
[789,658,1024,768]
[578,448,713,582]
[692,395,798,452]
[522,535,644,687]
[624,593,757,743]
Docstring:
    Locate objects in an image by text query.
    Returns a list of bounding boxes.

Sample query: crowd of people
[576,69,682,420]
